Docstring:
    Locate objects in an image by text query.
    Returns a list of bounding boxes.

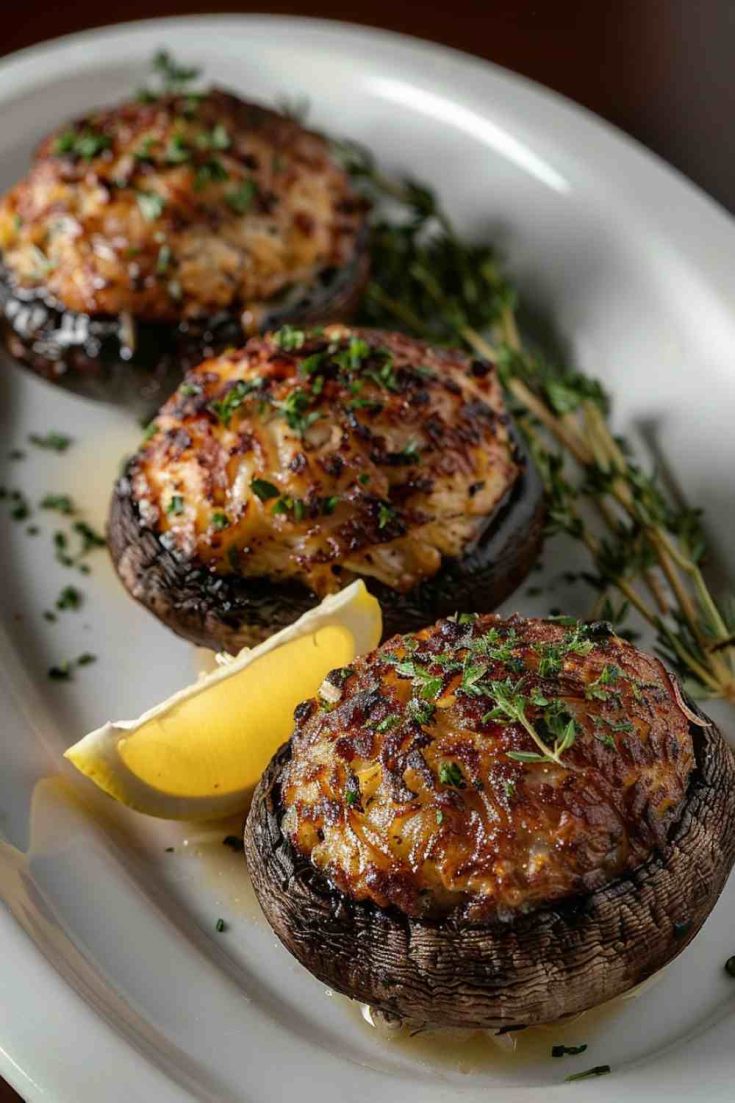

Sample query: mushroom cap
[244,616,735,1028]
[108,328,544,648]
[0,89,368,406]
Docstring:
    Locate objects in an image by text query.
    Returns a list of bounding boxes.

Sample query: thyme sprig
[342,143,735,702]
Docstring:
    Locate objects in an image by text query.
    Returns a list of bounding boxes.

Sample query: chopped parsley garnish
[551,1043,588,1058]
[53,129,111,160]
[585,663,622,701]
[48,663,72,681]
[278,388,320,435]
[152,50,201,91]
[197,123,231,151]
[194,158,228,190]
[142,421,158,443]
[179,382,201,397]
[344,786,360,806]
[226,179,257,214]
[167,494,185,515]
[438,761,464,788]
[164,134,190,163]
[333,335,370,372]
[392,659,443,701]
[211,511,229,530]
[272,494,336,521]
[209,378,262,426]
[250,478,280,502]
[28,431,72,452]
[377,501,395,530]
[40,493,75,515]
[469,627,519,662]
[136,191,166,221]
[56,585,83,611]
[362,348,398,391]
[407,698,436,726]
[373,715,400,733]
[300,351,327,376]
[273,325,306,352]
[460,661,489,696]
[48,652,96,681]
[53,530,71,566]
[594,729,617,750]
[215,918,227,933]
[135,135,157,162]
[72,520,105,553]
[436,810,444,825]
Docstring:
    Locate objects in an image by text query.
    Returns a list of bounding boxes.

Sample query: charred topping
[130,325,520,597]
[280,614,695,922]
[0,84,367,327]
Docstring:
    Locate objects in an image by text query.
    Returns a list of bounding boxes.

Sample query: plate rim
[0,14,733,1103]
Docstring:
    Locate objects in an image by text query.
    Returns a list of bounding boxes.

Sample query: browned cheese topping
[281,615,695,921]
[0,90,365,325]
[130,326,520,595]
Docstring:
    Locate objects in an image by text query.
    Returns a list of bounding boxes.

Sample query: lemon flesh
[64,581,381,820]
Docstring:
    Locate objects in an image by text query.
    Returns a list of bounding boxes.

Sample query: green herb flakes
[438,761,464,788]
[209,378,262,426]
[226,179,257,214]
[40,494,75,515]
[273,325,306,352]
[136,191,166,221]
[250,478,280,502]
[53,128,111,160]
[56,585,83,611]
[29,431,73,452]
[551,1043,588,1058]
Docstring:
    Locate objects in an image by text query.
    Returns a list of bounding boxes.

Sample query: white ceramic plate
[0,15,734,1102]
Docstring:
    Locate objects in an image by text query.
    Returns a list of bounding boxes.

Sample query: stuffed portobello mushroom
[0,88,367,407]
[244,613,735,1030]
[109,325,544,649]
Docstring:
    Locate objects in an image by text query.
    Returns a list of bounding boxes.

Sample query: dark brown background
[0,3,733,1101]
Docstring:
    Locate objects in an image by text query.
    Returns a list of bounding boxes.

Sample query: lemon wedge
[64,581,382,820]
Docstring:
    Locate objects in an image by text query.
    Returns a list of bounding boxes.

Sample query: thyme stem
[349,154,735,702]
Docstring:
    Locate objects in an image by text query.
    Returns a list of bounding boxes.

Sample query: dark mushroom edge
[0,249,368,411]
[243,633,735,1030]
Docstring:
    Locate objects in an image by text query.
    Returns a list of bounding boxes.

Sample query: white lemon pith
[64,581,382,820]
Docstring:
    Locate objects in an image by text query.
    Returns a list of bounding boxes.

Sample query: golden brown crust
[280,614,695,922]
[0,89,366,325]
[129,325,520,596]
